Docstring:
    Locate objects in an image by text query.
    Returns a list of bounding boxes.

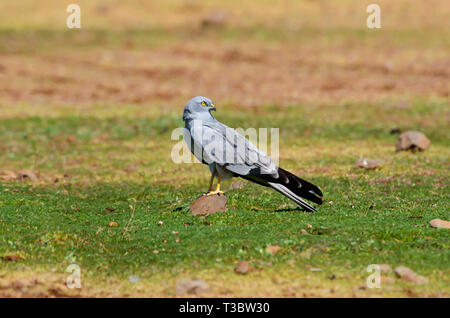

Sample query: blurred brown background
[0,0,449,109]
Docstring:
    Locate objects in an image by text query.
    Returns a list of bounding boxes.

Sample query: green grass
[1,177,448,272]
[0,99,449,296]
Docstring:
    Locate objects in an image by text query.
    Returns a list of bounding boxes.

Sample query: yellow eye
[201,101,207,106]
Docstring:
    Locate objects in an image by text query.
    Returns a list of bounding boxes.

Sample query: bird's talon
[205,190,224,196]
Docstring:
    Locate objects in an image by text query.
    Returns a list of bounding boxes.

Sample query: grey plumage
[183,96,323,212]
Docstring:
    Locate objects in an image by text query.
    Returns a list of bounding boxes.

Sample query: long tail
[241,168,323,212]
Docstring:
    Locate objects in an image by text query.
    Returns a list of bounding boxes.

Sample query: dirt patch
[1,267,443,298]
[0,41,448,108]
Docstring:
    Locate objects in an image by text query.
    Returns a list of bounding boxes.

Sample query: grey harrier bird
[182,96,323,212]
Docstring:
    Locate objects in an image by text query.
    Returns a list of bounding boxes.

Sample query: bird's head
[183,96,216,122]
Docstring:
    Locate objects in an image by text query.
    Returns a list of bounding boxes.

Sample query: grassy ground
[0,0,449,297]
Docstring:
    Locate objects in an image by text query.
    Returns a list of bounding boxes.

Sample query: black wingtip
[309,189,324,205]
[301,183,323,205]
[277,168,324,205]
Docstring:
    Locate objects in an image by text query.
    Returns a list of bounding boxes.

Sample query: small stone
[354,158,381,170]
[307,224,312,229]
[234,260,250,274]
[17,170,38,181]
[175,279,209,296]
[190,194,227,216]
[429,218,450,229]
[396,130,430,152]
[157,221,163,226]
[266,245,281,254]
[300,229,308,234]
[394,266,428,284]
[309,268,323,272]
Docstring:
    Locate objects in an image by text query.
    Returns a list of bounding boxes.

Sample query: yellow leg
[216,174,221,192]
[206,173,224,196]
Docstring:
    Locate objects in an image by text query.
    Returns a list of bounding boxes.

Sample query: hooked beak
[210,104,216,111]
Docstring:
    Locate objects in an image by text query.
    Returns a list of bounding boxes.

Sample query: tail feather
[240,167,323,211]
[277,168,323,205]
[268,182,317,212]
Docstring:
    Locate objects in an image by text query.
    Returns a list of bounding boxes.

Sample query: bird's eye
[201,101,207,106]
